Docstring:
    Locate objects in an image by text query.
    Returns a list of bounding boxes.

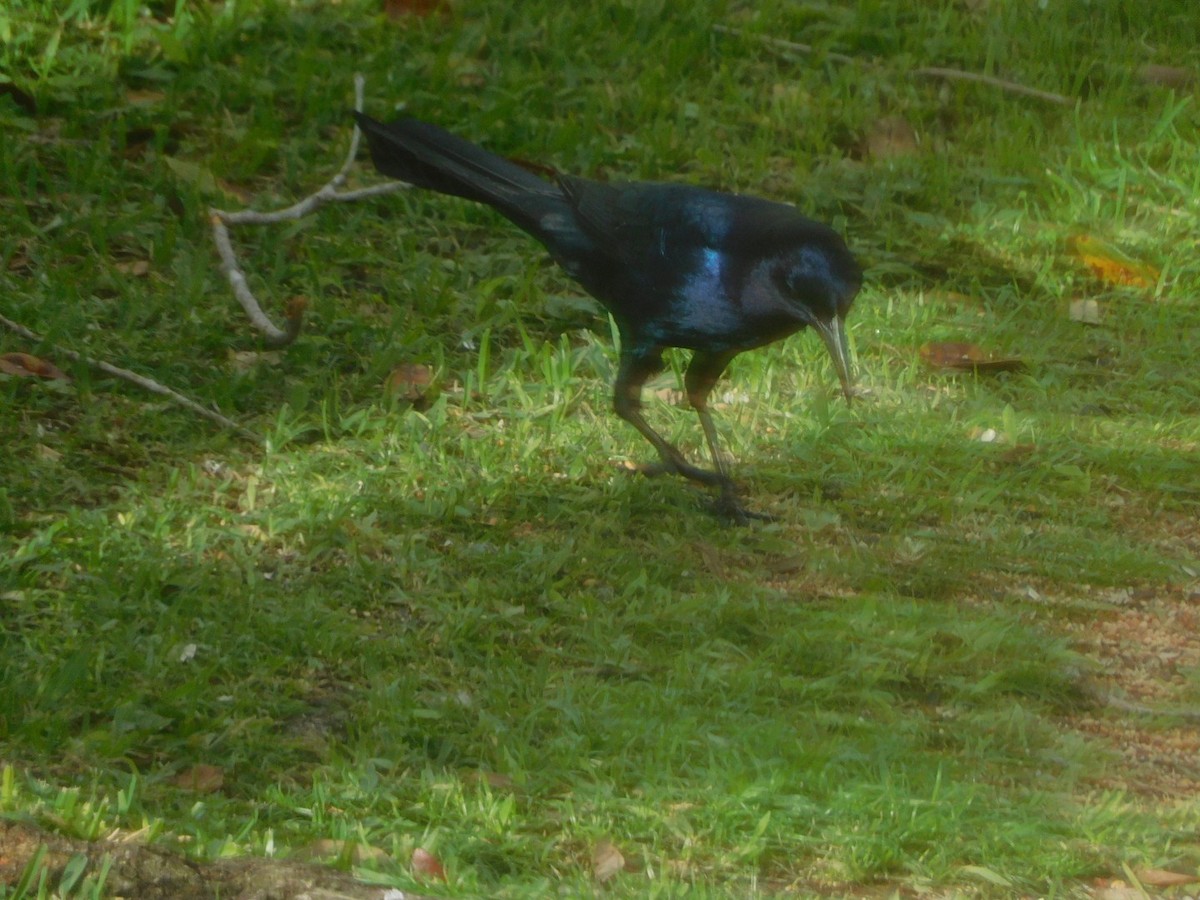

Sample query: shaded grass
[3,0,1200,896]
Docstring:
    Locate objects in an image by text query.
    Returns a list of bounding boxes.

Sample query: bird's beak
[812,315,855,403]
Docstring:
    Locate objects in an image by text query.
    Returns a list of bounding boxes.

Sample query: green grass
[3,0,1200,896]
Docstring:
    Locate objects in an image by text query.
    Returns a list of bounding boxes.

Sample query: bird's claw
[712,492,774,524]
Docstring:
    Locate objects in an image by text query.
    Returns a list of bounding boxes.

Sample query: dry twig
[714,24,1073,107]
[0,313,256,439]
[910,66,1072,106]
[209,73,408,348]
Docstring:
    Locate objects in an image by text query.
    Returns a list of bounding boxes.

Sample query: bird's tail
[353,112,563,234]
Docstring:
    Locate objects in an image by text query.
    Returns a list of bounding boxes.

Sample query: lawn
[2,0,1199,896]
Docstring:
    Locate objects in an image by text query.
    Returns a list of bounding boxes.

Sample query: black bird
[353,112,861,520]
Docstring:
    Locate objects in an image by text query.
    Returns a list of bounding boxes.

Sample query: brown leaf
[919,342,1023,372]
[865,115,919,161]
[592,839,625,883]
[1135,868,1199,888]
[411,847,446,882]
[0,352,69,381]
[1138,64,1196,89]
[171,764,224,794]
[386,362,434,404]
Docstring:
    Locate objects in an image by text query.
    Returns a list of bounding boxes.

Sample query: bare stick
[0,313,257,439]
[714,24,1073,106]
[713,25,857,66]
[210,73,408,348]
[911,66,1071,106]
[1097,690,1200,725]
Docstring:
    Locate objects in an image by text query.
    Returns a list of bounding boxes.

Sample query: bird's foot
[620,458,767,521]
[711,491,774,524]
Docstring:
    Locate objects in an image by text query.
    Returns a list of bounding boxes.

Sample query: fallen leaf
[1138,64,1196,88]
[1069,298,1102,325]
[865,115,919,161]
[386,362,433,402]
[1068,234,1159,288]
[411,847,446,882]
[919,342,1024,372]
[171,764,224,794]
[0,352,69,381]
[1135,868,1199,888]
[592,839,625,883]
[386,364,434,410]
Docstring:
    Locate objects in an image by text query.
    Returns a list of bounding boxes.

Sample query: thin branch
[1098,691,1200,725]
[713,25,858,66]
[714,24,1073,106]
[210,73,409,348]
[0,313,257,439]
[911,66,1072,106]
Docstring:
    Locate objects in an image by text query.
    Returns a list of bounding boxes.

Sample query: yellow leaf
[1068,235,1158,288]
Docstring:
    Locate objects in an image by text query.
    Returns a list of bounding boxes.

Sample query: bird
[353,111,862,520]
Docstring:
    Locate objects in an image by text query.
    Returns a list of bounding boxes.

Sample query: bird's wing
[556,176,721,266]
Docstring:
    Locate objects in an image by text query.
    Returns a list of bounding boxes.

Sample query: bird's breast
[653,250,802,351]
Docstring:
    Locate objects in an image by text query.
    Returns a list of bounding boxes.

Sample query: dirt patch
[1063,582,1200,797]
[0,820,434,900]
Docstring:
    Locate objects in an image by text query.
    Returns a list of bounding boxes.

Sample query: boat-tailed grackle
[353,111,862,520]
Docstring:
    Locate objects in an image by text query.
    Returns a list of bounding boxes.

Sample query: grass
[2,0,1200,896]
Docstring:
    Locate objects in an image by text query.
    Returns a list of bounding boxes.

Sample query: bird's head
[774,239,862,403]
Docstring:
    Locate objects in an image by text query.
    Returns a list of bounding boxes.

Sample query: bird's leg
[613,351,726,487]
[685,351,772,522]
